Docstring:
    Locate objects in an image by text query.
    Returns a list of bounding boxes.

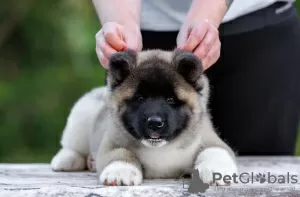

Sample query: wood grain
[1,157,300,197]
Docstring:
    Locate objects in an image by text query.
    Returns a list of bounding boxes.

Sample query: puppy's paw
[99,161,142,186]
[195,147,238,186]
[51,149,86,171]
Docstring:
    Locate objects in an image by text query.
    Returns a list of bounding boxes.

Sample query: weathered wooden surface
[1,157,300,197]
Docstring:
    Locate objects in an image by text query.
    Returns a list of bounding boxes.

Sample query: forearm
[92,0,141,26]
[185,0,234,28]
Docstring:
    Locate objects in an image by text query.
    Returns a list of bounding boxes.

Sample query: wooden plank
[1,157,300,197]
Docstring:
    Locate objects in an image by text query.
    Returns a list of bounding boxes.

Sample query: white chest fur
[134,135,202,178]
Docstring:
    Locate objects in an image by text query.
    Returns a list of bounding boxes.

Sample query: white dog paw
[195,147,238,186]
[51,149,86,171]
[99,161,143,186]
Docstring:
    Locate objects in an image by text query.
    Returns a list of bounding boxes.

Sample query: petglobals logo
[212,172,299,185]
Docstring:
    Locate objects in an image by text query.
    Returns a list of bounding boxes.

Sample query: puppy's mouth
[141,133,168,148]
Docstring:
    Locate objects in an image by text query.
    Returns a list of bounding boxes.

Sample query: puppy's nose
[146,115,164,130]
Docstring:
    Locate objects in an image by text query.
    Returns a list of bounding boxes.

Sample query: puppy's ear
[107,49,137,89]
[172,50,203,90]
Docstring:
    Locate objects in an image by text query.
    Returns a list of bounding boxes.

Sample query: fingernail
[118,42,127,51]
[123,45,128,50]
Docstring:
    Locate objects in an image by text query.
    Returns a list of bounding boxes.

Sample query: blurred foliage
[0,0,105,162]
[0,1,300,163]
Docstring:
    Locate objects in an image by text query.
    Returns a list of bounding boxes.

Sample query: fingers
[96,49,109,69]
[97,33,119,58]
[123,25,143,52]
[125,34,142,52]
[182,22,209,51]
[95,22,126,68]
[194,27,218,58]
[177,19,221,70]
[200,39,221,70]
[95,22,142,69]
[193,27,220,70]
[176,25,191,49]
[102,22,127,51]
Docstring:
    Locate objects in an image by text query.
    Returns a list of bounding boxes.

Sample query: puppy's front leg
[194,147,238,186]
[97,148,143,186]
[194,119,238,186]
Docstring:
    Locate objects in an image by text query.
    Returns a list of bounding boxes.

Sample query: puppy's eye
[138,96,145,102]
[166,97,175,104]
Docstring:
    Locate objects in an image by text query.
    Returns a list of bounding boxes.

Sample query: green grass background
[0,1,300,163]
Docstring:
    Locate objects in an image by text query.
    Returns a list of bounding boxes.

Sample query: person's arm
[177,0,234,70]
[92,0,142,27]
[185,0,234,28]
[92,0,142,68]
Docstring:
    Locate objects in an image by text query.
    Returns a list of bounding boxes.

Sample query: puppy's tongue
[150,133,161,139]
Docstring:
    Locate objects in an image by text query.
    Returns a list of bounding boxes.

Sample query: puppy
[51,49,238,186]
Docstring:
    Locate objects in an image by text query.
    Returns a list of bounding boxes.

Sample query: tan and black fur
[51,49,238,186]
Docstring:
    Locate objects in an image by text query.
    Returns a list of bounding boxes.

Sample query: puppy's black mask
[107,49,203,143]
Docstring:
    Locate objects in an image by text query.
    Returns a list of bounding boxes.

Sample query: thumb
[103,23,127,51]
[177,25,191,49]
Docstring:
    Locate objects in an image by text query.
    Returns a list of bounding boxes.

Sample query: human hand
[177,19,221,70]
[95,22,142,69]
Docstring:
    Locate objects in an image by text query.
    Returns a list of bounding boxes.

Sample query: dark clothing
[140,3,300,156]
[220,1,297,36]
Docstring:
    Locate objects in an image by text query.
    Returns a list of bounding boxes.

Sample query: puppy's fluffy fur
[51,49,238,186]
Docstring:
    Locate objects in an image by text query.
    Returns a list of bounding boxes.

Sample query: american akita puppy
[51,49,238,186]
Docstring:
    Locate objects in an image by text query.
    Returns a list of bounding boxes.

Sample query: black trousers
[141,13,300,156]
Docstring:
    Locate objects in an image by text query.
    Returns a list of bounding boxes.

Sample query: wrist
[93,0,141,28]
[100,15,140,29]
[117,9,141,29]
[185,0,228,28]
[121,20,140,29]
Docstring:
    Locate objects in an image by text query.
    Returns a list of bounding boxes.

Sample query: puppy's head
[107,49,208,148]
